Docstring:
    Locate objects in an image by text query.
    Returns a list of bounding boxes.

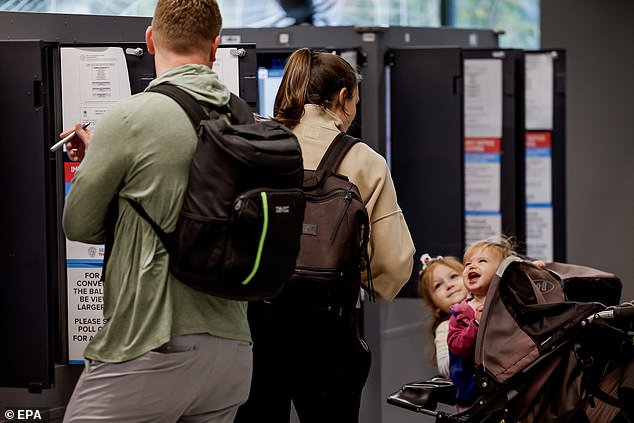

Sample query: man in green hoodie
[62,1,252,421]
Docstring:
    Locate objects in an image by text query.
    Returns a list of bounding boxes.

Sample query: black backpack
[285,133,375,309]
[128,83,305,301]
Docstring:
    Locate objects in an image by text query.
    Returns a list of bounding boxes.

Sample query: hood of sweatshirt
[146,64,231,110]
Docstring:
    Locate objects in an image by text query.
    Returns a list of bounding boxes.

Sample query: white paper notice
[213,48,240,96]
[60,47,131,132]
[466,215,503,246]
[525,132,554,261]
[465,138,502,244]
[60,47,132,363]
[525,53,554,130]
[464,58,503,138]
[66,268,105,361]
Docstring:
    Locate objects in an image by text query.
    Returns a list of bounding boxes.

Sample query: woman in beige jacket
[235,48,415,423]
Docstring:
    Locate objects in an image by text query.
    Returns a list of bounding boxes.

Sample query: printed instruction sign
[525,132,554,261]
[464,138,502,245]
[525,53,556,260]
[64,162,109,361]
[464,58,503,245]
[60,46,245,363]
[213,47,240,96]
[464,58,503,138]
[525,53,554,130]
[61,47,131,363]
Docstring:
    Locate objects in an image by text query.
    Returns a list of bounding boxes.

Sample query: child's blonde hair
[463,236,516,268]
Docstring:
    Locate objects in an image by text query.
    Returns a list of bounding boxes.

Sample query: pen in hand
[51,122,91,152]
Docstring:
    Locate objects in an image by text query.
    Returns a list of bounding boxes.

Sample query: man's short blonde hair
[152,0,222,55]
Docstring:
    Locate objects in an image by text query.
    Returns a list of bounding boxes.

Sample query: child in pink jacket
[447,238,515,408]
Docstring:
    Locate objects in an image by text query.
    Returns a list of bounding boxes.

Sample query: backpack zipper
[304,188,363,238]
[331,190,353,241]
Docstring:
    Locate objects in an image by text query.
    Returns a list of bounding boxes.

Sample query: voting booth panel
[0,40,257,387]
[386,47,529,294]
[0,41,156,389]
[387,47,465,296]
[0,40,59,391]
[388,46,565,267]
[60,44,256,366]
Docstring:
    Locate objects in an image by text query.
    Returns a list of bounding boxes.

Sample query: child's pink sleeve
[447,302,479,357]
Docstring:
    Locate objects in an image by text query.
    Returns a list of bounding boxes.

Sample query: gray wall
[541,0,634,303]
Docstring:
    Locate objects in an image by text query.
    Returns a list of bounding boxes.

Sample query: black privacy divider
[388,47,465,296]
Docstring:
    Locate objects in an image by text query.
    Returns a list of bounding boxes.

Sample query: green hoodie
[63,64,250,362]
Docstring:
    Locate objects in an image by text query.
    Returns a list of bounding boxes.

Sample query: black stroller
[388,257,634,422]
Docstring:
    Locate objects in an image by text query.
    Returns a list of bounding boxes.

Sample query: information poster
[213,48,240,96]
[60,46,244,362]
[525,132,554,261]
[60,46,132,132]
[525,52,555,261]
[464,138,502,245]
[464,58,503,245]
[64,163,107,361]
[464,58,503,138]
[525,53,554,131]
[61,47,131,363]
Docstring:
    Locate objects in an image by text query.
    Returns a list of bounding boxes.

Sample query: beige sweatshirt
[293,104,415,300]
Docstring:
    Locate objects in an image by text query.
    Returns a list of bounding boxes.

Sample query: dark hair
[273,48,358,129]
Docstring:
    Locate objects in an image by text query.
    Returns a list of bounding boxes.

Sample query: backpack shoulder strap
[126,82,219,251]
[127,199,171,251]
[134,85,253,250]
[227,93,255,124]
[317,133,361,173]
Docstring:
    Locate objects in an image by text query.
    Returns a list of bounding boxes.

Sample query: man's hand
[60,122,92,161]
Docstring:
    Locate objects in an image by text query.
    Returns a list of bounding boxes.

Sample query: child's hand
[475,304,484,323]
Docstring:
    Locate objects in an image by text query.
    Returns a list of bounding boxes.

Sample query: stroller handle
[586,304,634,323]
[614,305,634,319]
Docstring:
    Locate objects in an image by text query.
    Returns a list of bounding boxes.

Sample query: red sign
[64,162,80,183]
[465,137,501,153]
[525,131,552,148]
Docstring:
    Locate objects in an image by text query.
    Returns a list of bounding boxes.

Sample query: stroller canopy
[475,257,621,383]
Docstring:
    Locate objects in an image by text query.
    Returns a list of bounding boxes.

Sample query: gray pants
[63,334,252,423]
